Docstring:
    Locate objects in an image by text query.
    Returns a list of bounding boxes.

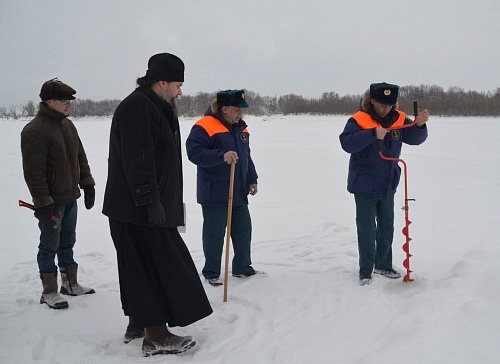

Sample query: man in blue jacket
[339,82,429,286]
[186,89,261,287]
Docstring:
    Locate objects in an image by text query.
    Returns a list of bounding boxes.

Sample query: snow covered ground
[1,114,499,363]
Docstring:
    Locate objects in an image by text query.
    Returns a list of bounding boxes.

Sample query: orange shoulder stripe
[194,116,228,137]
[351,110,406,130]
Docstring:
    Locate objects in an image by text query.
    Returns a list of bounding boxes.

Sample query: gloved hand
[147,201,166,226]
[34,203,55,222]
[83,186,95,210]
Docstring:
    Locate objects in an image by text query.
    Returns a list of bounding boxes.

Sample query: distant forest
[2,84,500,119]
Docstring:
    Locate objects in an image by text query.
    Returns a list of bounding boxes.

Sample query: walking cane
[223,161,236,302]
[378,101,419,282]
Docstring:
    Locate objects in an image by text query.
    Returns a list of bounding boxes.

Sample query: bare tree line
[0,99,121,119]
[2,84,500,119]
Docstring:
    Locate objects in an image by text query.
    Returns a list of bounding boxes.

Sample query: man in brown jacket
[21,78,96,309]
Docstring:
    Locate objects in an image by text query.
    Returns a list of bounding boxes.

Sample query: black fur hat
[145,53,184,82]
[217,89,249,108]
[370,82,399,106]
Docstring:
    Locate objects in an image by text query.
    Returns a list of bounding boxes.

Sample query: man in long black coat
[102,53,212,357]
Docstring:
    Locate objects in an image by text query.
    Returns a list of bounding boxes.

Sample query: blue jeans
[37,200,78,273]
[201,205,253,279]
[354,194,394,277]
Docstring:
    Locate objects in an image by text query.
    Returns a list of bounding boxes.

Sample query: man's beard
[165,97,178,116]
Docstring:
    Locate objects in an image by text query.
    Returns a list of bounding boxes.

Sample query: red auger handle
[379,100,419,151]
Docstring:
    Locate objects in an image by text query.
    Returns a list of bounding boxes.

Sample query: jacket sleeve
[403,117,428,145]
[77,136,95,189]
[247,151,258,184]
[21,128,54,208]
[186,125,225,167]
[339,117,377,154]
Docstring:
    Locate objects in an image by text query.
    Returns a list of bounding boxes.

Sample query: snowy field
[1,114,499,363]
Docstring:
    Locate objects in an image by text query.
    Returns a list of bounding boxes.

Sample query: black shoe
[206,278,223,287]
[124,326,145,344]
[373,268,401,279]
[232,269,266,278]
[359,275,372,286]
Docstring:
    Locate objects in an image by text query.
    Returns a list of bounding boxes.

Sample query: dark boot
[60,264,96,296]
[40,272,69,309]
[124,316,144,343]
[142,324,196,356]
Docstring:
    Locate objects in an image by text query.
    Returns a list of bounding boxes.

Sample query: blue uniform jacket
[186,109,258,207]
[339,109,428,199]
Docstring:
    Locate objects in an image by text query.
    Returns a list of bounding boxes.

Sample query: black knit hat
[145,53,184,82]
[217,89,249,108]
[39,78,76,101]
[370,82,399,106]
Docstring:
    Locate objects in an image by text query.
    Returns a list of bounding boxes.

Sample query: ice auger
[378,101,419,282]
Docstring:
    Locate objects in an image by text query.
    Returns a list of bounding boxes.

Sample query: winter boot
[60,264,96,296]
[373,268,402,279]
[142,324,196,356]
[124,316,145,343]
[40,272,69,309]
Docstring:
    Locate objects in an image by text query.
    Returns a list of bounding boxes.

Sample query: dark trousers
[37,200,77,273]
[201,204,253,279]
[354,194,394,277]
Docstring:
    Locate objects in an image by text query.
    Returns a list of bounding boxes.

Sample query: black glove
[147,202,166,226]
[83,186,95,210]
[34,204,54,222]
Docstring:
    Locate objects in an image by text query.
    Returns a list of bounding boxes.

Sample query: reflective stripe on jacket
[194,116,249,136]
[351,110,406,129]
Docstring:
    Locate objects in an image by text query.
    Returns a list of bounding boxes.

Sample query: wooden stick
[223,161,236,302]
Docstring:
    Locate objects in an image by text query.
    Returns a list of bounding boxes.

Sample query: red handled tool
[19,200,36,210]
[19,200,61,228]
[378,101,419,282]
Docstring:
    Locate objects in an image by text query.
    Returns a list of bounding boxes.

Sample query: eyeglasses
[57,99,72,105]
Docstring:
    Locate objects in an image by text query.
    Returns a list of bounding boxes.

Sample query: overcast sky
[1,0,499,106]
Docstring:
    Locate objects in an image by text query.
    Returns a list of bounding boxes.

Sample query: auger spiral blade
[402,241,412,253]
[402,220,412,236]
[403,255,413,269]
[403,272,414,282]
